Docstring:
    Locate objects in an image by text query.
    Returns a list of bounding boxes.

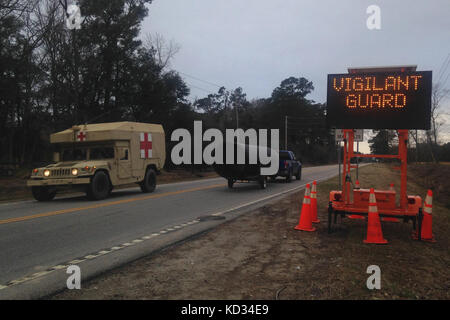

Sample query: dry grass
[303,163,450,299]
[52,164,450,300]
[409,163,450,209]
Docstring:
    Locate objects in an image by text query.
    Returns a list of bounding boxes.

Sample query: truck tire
[296,168,302,180]
[228,178,234,189]
[87,171,111,200]
[259,176,267,189]
[141,168,156,193]
[31,186,56,201]
[286,169,292,183]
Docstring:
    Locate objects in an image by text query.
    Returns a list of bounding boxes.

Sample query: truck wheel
[259,176,267,189]
[141,168,156,193]
[31,186,56,201]
[228,178,234,189]
[286,170,292,183]
[296,169,302,180]
[87,171,111,200]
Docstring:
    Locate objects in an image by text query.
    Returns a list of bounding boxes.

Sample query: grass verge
[52,164,449,300]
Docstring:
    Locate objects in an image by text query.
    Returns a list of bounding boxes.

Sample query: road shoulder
[51,164,450,299]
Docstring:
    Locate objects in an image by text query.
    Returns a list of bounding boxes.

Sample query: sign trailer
[326,66,432,241]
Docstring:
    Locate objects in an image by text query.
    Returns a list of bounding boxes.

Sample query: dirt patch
[0,169,218,202]
[52,164,450,300]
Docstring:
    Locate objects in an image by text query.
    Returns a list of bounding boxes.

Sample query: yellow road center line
[0,183,225,225]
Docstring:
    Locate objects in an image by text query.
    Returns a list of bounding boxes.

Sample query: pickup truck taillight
[284,161,288,168]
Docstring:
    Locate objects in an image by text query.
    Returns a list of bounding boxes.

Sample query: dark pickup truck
[275,150,302,182]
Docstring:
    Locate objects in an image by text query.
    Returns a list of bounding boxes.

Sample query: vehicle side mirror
[53,152,60,162]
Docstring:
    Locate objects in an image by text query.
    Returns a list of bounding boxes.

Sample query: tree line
[0,0,335,170]
[369,130,450,163]
[2,1,446,172]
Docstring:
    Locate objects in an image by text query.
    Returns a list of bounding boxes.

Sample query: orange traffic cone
[412,190,436,242]
[311,181,320,223]
[295,184,316,232]
[349,180,365,219]
[364,188,388,244]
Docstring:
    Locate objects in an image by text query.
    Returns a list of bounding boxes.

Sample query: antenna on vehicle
[83,108,114,126]
[83,96,116,125]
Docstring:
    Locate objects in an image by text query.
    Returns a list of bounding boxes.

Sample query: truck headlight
[71,168,78,176]
[44,169,50,177]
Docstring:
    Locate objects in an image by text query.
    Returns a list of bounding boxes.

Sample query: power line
[178,71,223,88]
[287,119,325,123]
[283,122,327,128]
[287,120,325,123]
[437,53,450,85]
[287,125,327,130]
[437,53,450,79]
[189,84,214,94]
[286,115,325,120]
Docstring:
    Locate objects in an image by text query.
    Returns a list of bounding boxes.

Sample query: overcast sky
[142,0,450,150]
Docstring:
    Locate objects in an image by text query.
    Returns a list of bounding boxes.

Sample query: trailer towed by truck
[213,143,279,189]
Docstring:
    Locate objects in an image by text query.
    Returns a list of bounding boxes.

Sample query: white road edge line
[0,171,347,291]
[207,174,341,218]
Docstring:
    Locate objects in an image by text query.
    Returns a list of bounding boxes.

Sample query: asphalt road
[0,164,344,298]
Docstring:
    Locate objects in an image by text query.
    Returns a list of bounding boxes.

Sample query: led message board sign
[326,71,432,129]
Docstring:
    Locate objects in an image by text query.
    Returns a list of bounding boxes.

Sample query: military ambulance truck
[27,122,165,201]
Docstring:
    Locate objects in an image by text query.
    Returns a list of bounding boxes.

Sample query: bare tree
[430,82,450,145]
[0,0,32,21]
[430,54,450,144]
[144,32,180,70]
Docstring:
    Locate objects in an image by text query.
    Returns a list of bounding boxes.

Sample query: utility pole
[338,141,341,189]
[285,116,288,150]
[222,92,229,130]
[235,104,239,129]
[356,141,359,181]
[415,129,419,162]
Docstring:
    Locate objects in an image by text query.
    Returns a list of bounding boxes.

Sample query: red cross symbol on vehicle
[77,131,86,142]
[140,133,152,158]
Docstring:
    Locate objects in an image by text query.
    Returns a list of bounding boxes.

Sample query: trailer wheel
[87,171,111,200]
[295,168,302,180]
[259,176,267,189]
[31,186,56,201]
[227,178,234,189]
[141,168,156,193]
[286,169,292,183]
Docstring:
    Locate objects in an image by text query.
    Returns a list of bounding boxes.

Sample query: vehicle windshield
[62,148,87,161]
[61,146,114,161]
[90,147,114,160]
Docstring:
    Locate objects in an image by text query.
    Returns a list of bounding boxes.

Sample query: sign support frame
[327,65,427,240]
